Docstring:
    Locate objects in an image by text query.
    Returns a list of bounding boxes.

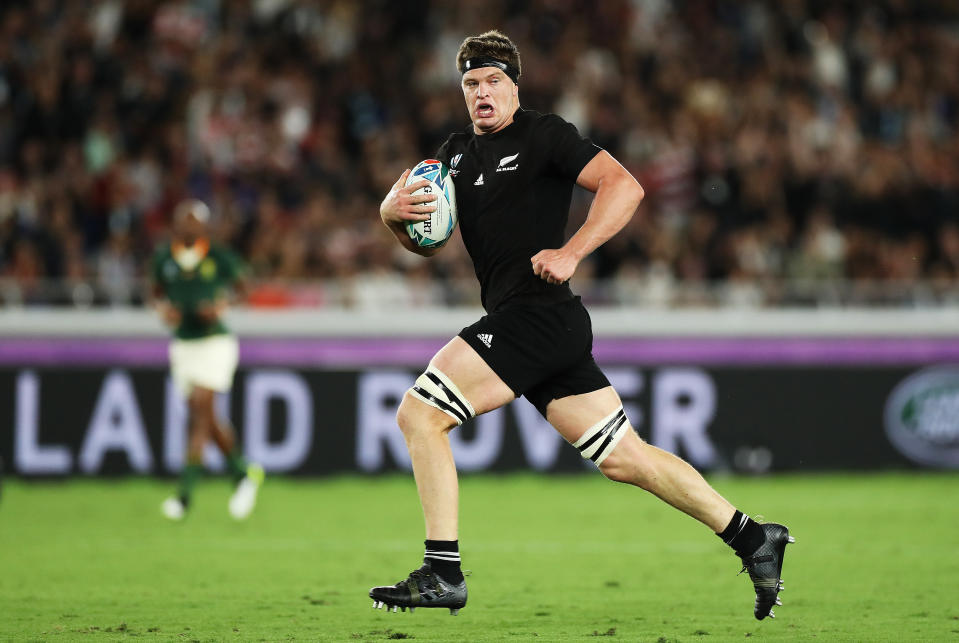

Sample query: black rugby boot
[738,523,795,620]
[369,562,467,615]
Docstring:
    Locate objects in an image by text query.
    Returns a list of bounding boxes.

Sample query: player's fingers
[407,204,437,214]
[530,251,551,266]
[408,192,438,204]
[396,208,432,220]
[402,179,431,194]
[393,169,411,190]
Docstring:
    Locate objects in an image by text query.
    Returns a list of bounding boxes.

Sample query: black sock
[424,539,463,584]
[717,510,766,557]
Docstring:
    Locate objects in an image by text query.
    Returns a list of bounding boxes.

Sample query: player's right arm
[149,250,181,328]
[151,284,181,328]
[380,169,442,257]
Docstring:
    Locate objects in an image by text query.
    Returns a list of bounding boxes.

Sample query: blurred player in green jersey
[151,199,263,521]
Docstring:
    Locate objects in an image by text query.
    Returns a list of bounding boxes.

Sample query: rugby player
[371,30,792,619]
[152,199,263,521]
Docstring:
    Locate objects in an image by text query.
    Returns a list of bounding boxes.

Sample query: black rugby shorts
[458,296,610,417]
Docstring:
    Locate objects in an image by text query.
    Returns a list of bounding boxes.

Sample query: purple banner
[1,336,959,366]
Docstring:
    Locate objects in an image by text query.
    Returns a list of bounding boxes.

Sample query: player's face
[175,213,207,245]
[462,68,518,134]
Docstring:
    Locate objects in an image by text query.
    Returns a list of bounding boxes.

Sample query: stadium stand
[0,0,957,307]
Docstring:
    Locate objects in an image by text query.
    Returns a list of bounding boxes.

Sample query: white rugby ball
[405,159,457,249]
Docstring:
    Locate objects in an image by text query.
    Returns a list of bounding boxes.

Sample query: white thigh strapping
[408,366,475,425]
[571,406,630,466]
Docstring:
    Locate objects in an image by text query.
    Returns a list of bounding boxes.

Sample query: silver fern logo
[496,153,520,172]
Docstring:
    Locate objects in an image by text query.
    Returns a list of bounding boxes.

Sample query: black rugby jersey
[436,108,601,313]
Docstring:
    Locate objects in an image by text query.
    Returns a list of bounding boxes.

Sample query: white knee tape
[409,367,475,426]
[572,407,629,466]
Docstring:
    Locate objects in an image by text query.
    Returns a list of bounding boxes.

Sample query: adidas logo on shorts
[477,333,493,348]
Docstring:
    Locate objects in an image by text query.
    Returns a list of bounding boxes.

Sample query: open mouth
[476,102,494,118]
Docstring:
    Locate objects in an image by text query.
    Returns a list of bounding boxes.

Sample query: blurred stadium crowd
[0,0,957,308]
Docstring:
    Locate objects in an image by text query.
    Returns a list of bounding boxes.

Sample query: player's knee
[400,366,476,437]
[396,391,456,439]
[395,392,420,435]
[597,451,633,483]
[598,439,659,489]
[187,393,203,414]
[598,449,647,486]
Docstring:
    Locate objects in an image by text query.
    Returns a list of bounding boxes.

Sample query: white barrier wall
[2,306,959,337]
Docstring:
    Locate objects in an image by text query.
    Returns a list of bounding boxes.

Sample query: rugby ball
[405,159,457,249]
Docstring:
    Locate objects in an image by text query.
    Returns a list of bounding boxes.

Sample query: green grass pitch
[1,473,957,642]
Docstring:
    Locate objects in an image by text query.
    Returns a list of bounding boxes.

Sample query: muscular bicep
[575,150,640,193]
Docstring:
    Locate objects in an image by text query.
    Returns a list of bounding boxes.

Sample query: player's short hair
[174,199,210,224]
[456,30,521,81]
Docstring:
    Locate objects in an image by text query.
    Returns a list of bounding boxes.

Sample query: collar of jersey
[171,238,210,260]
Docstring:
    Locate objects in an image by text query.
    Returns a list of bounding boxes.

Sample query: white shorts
[169,334,239,397]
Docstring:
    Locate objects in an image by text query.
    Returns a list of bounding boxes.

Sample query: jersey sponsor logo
[474,173,484,186]
[496,153,520,172]
[476,333,493,348]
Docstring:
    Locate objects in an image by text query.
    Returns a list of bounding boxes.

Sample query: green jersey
[151,241,245,340]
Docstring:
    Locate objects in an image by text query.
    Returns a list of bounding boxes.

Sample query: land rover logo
[884,367,959,468]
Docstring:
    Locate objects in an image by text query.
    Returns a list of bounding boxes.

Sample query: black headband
[462,57,519,84]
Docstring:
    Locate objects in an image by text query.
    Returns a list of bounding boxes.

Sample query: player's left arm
[197,248,248,323]
[531,150,644,284]
[226,255,249,303]
[148,249,182,328]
